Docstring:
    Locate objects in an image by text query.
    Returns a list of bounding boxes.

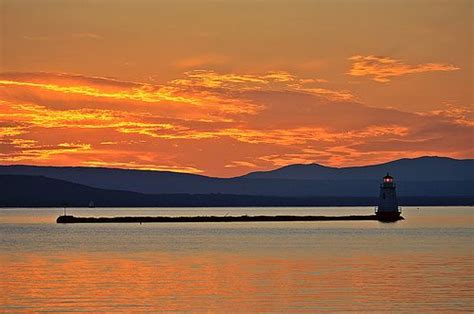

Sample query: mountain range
[241,156,474,181]
[0,156,473,207]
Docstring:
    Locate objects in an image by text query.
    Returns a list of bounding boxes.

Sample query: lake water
[1,207,472,312]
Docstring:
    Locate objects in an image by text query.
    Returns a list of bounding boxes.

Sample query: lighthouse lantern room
[376,173,402,221]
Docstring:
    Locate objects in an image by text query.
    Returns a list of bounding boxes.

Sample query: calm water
[1,207,472,312]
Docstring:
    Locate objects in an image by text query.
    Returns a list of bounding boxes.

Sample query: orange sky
[1,0,472,177]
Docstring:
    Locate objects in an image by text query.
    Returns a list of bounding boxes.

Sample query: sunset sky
[1,0,472,177]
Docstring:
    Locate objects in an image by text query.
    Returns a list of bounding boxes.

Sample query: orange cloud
[0,71,472,176]
[172,70,281,88]
[420,104,474,127]
[82,160,203,173]
[0,126,25,137]
[224,160,259,168]
[0,72,262,118]
[348,55,460,82]
[0,140,91,162]
[0,77,195,104]
[172,70,353,102]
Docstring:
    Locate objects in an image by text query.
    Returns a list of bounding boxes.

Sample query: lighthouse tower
[376,173,401,221]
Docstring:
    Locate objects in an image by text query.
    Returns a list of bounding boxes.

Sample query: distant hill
[0,156,473,197]
[1,175,472,207]
[241,156,474,181]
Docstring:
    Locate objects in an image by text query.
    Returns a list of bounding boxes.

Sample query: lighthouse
[375,173,402,221]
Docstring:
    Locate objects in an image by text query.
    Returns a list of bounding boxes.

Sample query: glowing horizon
[1,0,472,177]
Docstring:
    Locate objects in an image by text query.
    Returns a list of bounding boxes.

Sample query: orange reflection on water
[1,251,472,312]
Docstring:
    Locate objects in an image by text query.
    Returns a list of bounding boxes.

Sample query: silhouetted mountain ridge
[241,156,474,181]
[0,156,472,197]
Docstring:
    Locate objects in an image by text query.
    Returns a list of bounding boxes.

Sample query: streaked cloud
[420,104,474,126]
[0,70,472,176]
[0,139,91,162]
[0,126,25,137]
[348,55,460,82]
[82,160,203,173]
[225,161,259,169]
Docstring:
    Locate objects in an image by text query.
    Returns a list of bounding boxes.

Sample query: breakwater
[57,214,404,223]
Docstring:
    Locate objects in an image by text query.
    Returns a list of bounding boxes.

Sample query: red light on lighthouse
[383,173,393,183]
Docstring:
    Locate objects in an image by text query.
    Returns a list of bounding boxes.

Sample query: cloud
[0,77,193,104]
[171,70,353,101]
[420,104,474,126]
[171,70,275,88]
[224,161,259,169]
[348,55,460,82]
[0,71,472,176]
[81,160,203,173]
[0,139,91,162]
[0,71,261,118]
[0,126,25,137]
